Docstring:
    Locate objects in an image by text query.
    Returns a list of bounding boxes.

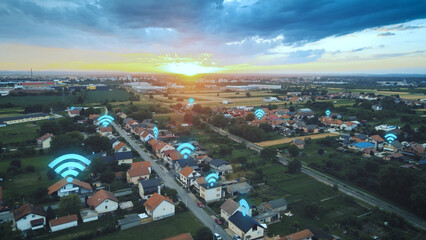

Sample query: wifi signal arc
[98,115,114,127]
[254,109,265,120]
[205,173,219,186]
[153,126,159,140]
[48,154,91,182]
[177,143,195,159]
[384,133,397,143]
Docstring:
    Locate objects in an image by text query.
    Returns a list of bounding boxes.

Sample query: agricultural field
[0,121,46,144]
[0,107,24,117]
[256,132,339,147]
[328,88,425,100]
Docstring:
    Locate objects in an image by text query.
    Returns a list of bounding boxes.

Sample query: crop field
[328,88,425,100]
[256,132,339,147]
[0,121,45,144]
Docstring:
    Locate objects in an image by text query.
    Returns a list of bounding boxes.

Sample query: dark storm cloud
[0,0,425,48]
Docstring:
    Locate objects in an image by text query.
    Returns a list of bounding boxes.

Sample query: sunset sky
[1,0,426,75]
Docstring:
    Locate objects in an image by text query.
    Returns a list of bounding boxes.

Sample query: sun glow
[160,62,220,76]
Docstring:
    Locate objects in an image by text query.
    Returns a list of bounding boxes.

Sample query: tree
[289,105,295,112]
[40,121,61,135]
[58,194,82,215]
[288,159,302,173]
[149,94,153,99]
[101,167,115,184]
[245,113,255,121]
[259,123,273,132]
[183,113,193,123]
[245,92,251,97]
[288,145,300,158]
[317,148,325,155]
[260,147,276,161]
[210,114,228,128]
[30,187,48,204]
[47,168,57,180]
[84,135,111,153]
[194,227,213,240]
[45,206,56,221]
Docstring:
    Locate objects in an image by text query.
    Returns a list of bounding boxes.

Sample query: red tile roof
[13,204,45,221]
[131,161,152,169]
[162,233,193,240]
[180,166,195,178]
[144,193,173,212]
[48,178,92,195]
[127,167,150,178]
[164,149,183,161]
[49,214,78,227]
[282,229,314,240]
[99,127,112,133]
[114,142,127,151]
[87,190,118,208]
[37,133,54,142]
[370,135,384,142]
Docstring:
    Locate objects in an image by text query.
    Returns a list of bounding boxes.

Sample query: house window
[216,194,220,197]
[32,214,35,218]
[216,188,220,191]
[23,216,27,220]
[105,206,108,209]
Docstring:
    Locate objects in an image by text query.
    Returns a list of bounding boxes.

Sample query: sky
[1,0,426,75]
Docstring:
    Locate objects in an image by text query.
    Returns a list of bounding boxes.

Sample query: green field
[98,212,204,240]
[0,155,56,199]
[0,121,45,144]
[0,89,130,106]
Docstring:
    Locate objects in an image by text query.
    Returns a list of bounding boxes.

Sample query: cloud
[352,47,372,52]
[377,32,396,37]
[375,24,425,32]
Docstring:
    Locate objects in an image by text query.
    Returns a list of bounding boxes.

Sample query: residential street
[111,122,232,240]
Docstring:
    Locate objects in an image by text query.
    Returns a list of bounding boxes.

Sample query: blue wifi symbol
[205,173,219,187]
[325,109,331,117]
[384,133,397,143]
[254,109,265,120]
[98,115,114,127]
[48,154,91,183]
[239,199,250,216]
[188,98,194,104]
[177,143,195,159]
[153,126,159,140]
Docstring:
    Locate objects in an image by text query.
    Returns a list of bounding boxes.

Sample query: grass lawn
[86,89,131,103]
[97,212,204,240]
[0,155,56,199]
[0,107,24,117]
[0,120,48,144]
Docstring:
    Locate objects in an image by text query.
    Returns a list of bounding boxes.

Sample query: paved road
[208,123,426,230]
[112,122,232,240]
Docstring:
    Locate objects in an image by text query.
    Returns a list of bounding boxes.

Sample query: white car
[233,234,242,240]
[214,233,222,240]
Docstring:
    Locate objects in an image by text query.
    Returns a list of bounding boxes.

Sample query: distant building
[281,229,314,240]
[48,178,93,198]
[220,199,239,222]
[0,113,49,125]
[49,214,78,232]
[37,133,54,149]
[263,97,279,102]
[138,178,161,200]
[144,193,175,221]
[228,211,265,240]
[227,182,253,196]
[13,204,46,231]
[200,182,222,203]
[87,190,119,214]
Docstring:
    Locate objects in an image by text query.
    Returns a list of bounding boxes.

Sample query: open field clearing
[256,132,339,147]
[328,88,425,100]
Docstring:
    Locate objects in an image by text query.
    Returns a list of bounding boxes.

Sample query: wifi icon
[325,109,331,117]
[97,115,114,127]
[384,133,397,143]
[48,154,91,183]
[239,199,250,216]
[254,109,265,120]
[153,125,159,140]
[205,173,219,187]
[177,143,195,159]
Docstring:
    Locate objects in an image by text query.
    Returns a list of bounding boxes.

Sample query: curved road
[112,122,232,240]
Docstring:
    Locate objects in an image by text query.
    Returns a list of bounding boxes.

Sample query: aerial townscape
[0,1,426,240]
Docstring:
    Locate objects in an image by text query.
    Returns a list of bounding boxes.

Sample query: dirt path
[256,132,339,147]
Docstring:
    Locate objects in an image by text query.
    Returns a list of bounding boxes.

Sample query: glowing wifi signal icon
[205,173,219,187]
[325,109,331,117]
[98,115,114,127]
[188,98,194,105]
[384,133,397,143]
[239,199,250,216]
[177,143,195,159]
[153,125,159,140]
[254,109,265,120]
[48,154,91,183]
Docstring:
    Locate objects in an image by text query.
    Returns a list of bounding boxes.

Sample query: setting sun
[159,62,220,76]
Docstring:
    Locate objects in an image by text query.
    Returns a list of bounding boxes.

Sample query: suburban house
[114,151,134,165]
[98,127,113,136]
[340,122,357,131]
[302,125,319,134]
[80,209,99,223]
[138,178,161,199]
[209,159,234,176]
[179,166,201,187]
[140,130,154,142]
[113,141,130,152]
[254,198,287,225]
[220,199,240,222]
[348,142,375,151]
[126,161,152,184]
[48,178,93,198]
[228,211,266,240]
[174,158,198,173]
[68,109,80,117]
[280,229,314,240]
[144,193,175,221]
[162,149,184,166]
[227,182,253,196]
[367,135,384,150]
[49,214,78,232]
[200,182,222,203]
[151,140,175,158]
[291,139,305,149]
[194,177,206,191]
[36,133,54,149]
[13,204,46,231]
[162,233,193,240]
[371,104,383,111]
[87,190,119,214]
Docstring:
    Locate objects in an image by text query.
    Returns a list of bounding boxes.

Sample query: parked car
[233,234,242,240]
[214,233,222,240]
[197,201,205,208]
[215,218,223,225]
